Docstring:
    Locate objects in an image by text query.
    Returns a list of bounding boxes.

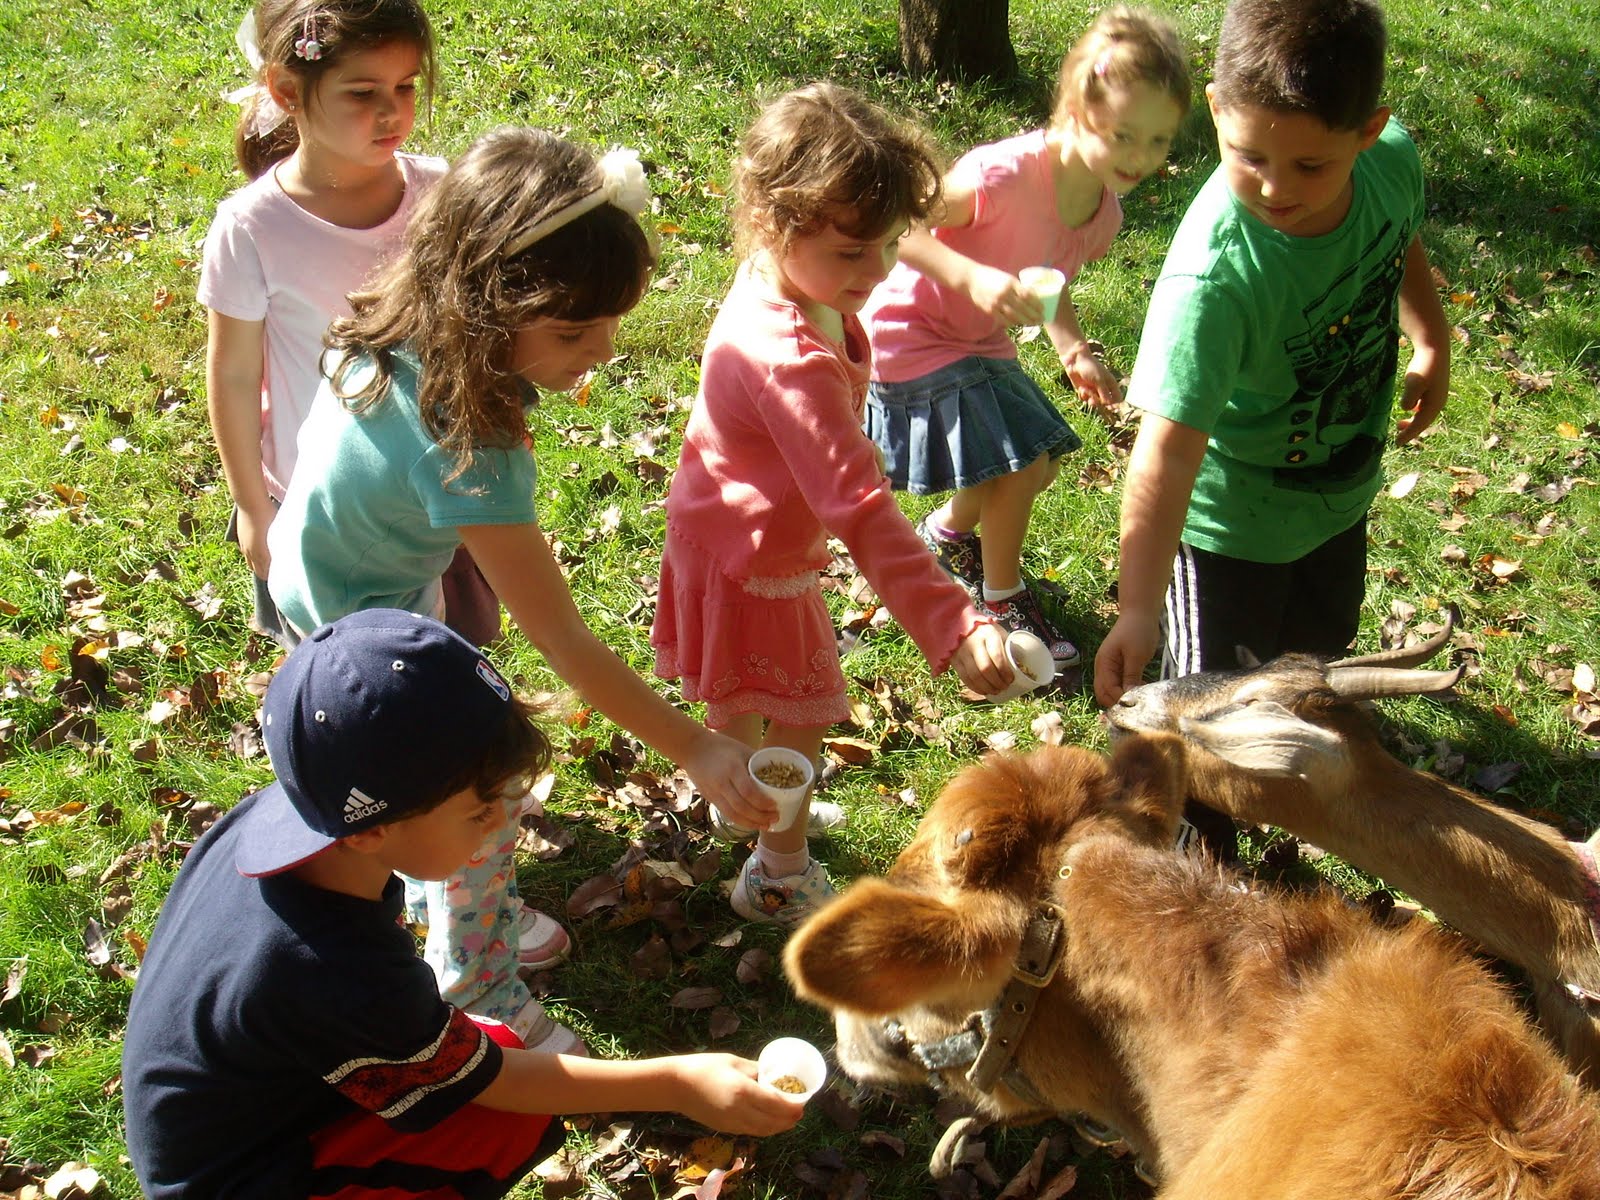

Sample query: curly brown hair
[232,0,436,179]
[324,127,655,484]
[1051,6,1192,131]
[732,82,944,257]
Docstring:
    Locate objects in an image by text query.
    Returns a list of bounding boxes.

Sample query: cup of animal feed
[987,629,1056,704]
[1018,266,1067,325]
[758,1036,828,1103]
[747,747,816,834]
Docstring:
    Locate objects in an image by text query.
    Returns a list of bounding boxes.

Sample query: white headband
[222,11,291,139]
[503,148,651,258]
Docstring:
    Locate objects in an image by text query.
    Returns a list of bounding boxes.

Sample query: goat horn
[1327,609,1455,669]
[1325,663,1464,699]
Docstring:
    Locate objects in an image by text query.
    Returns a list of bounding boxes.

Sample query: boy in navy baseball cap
[122,610,801,1200]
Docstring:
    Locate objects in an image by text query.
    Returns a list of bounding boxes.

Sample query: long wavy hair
[324,127,654,484]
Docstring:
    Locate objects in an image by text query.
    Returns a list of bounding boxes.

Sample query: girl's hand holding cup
[949,620,1014,696]
[686,729,776,832]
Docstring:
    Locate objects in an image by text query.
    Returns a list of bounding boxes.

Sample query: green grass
[2,0,1598,1195]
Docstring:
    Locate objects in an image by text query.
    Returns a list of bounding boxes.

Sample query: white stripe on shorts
[1164,544,1201,677]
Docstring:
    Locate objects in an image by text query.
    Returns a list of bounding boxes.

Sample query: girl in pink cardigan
[651,84,1013,926]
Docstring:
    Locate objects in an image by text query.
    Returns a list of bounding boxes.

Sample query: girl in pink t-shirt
[204,0,458,648]
[651,84,1013,927]
[864,6,1191,671]
[203,1,565,990]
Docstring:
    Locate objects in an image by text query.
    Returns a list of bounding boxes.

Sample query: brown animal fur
[1105,656,1600,1080]
[785,738,1600,1198]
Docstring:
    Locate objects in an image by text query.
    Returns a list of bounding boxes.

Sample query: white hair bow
[223,11,291,139]
[503,148,651,258]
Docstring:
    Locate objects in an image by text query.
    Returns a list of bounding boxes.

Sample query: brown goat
[785,739,1600,1198]
[1102,630,1600,1081]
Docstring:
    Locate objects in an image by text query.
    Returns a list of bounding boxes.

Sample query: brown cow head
[783,735,1187,1131]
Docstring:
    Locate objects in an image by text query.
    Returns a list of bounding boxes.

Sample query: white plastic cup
[1018,266,1066,324]
[758,1036,828,1102]
[987,629,1056,703]
[747,747,816,833]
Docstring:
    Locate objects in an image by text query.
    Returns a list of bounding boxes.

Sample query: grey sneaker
[977,586,1080,668]
[917,516,984,594]
[708,799,846,842]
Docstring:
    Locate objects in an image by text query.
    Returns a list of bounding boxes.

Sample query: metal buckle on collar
[1010,901,1066,988]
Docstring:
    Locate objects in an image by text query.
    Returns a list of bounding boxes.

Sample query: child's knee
[1036,453,1063,488]
[1011,452,1058,496]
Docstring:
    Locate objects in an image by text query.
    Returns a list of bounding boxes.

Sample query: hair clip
[294,12,323,61]
[1093,52,1112,79]
[503,148,652,259]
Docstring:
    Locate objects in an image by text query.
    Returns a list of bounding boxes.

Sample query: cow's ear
[1106,733,1188,843]
[784,877,1013,1015]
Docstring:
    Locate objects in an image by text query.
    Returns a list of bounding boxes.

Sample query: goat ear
[783,877,1013,1016]
[1235,643,1263,669]
[1178,701,1348,780]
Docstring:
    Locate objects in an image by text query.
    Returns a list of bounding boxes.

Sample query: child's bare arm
[206,311,274,577]
[1094,414,1209,707]
[1394,232,1450,445]
[1047,297,1122,417]
[477,1049,804,1136]
[897,182,1043,328]
[460,521,775,830]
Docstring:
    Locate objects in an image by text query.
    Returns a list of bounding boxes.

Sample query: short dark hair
[406,694,554,820]
[1212,0,1386,131]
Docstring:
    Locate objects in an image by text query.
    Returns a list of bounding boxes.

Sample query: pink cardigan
[664,265,986,674]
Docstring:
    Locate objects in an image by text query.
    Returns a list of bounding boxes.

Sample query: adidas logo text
[343,787,389,824]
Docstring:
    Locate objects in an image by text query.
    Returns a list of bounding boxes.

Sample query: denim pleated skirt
[865,355,1081,495]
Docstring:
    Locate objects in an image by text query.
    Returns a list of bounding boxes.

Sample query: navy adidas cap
[236,609,515,878]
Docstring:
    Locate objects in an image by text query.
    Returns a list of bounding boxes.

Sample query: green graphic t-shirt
[1128,118,1424,563]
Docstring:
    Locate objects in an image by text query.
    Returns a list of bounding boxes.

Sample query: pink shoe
[517,906,572,970]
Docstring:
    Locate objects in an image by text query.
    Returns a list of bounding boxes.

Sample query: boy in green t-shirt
[1095,0,1450,727]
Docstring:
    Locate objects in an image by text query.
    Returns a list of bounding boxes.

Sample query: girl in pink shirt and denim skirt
[651,84,1014,927]
[864,6,1191,671]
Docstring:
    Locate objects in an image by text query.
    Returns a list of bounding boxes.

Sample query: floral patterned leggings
[403,790,542,1043]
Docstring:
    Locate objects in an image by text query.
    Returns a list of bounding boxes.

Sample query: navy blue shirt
[122,793,502,1198]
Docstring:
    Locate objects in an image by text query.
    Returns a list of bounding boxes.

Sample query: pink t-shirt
[864,130,1122,383]
[197,152,448,499]
[664,264,985,674]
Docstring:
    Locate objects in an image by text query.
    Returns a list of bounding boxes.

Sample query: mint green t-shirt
[267,350,538,634]
[1127,118,1424,563]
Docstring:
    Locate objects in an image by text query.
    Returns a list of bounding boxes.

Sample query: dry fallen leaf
[1388,470,1421,499]
[1574,663,1596,696]
[667,985,723,1009]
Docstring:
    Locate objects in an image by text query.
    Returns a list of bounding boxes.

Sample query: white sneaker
[729,855,836,926]
[519,1008,588,1056]
[708,799,846,842]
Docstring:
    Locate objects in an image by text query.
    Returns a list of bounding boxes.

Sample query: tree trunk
[897,0,1016,81]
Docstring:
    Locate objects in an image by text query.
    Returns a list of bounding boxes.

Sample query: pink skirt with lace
[651,531,849,731]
